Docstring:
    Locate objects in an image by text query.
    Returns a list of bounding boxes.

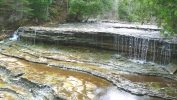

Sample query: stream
[0,22,177,100]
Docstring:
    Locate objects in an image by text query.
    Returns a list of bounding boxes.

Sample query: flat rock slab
[165,63,177,74]
[19,22,176,43]
[0,41,177,99]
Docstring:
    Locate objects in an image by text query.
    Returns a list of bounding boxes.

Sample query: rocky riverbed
[18,22,177,66]
[0,39,177,100]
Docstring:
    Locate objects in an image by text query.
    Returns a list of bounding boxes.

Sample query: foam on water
[9,30,19,41]
[93,87,137,100]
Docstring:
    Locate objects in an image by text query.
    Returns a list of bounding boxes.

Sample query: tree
[118,0,130,20]
[29,0,52,21]
[0,0,8,29]
[68,0,114,21]
[124,0,177,36]
[8,0,31,23]
[0,0,31,29]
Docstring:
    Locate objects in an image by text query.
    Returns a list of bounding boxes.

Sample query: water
[0,54,166,100]
[129,36,133,59]
[94,87,137,100]
[9,27,25,41]
[93,86,164,100]
[0,54,110,100]
[114,35,176,65]
[1,38,176,99]
[34,29,37,45]
[9,30,19,41]
[18,22,177,65]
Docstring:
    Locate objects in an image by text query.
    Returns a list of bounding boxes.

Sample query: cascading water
[93,87,137,100]
[129,36,133,59]
[127,37,150,64]
[7,22,177,100]
[17,22,177,66]
[9,28,19,41]
[9,27,25,41]
[160,43,172,65]
[133,38,138,60]
[34,29,37,45]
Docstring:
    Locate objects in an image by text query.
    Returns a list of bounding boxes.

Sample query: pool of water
[0,54,167,100]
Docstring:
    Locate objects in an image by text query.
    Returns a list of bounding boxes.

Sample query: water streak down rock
[17,22,177,69]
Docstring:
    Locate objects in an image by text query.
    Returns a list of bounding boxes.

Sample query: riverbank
[0,40,176,99]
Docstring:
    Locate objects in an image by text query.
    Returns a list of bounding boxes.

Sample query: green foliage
[124,0,177,36]
[68,0,114,20]
[29,0,52,21]
[10,0,32,22]
[0,0,31,29]
[118,0,130,20]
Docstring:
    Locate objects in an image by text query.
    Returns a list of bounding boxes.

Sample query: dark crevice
[0,88,26,100]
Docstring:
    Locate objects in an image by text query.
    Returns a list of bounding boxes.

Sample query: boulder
[165,63,177,74]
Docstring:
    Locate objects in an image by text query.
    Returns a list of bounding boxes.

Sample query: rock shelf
[18,22,177,66]
[0,40,177,100]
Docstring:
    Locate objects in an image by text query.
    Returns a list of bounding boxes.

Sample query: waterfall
[9,28,19,41]
[114,35,118,51]
[129,36,133,59]
[117,35,120,54]
[101,35,103,48]
[138,39,142,60]
[153,40,156,62]
[34,29,37,45]
[95,34,98,47]
[121,36,124,56]
[18,23,177,66]
[160,43,172,65]
[128,37,149,64]
[141,38,149,63]
[125,37,128,57]
[134,38,138,60]
[149,40,156,63]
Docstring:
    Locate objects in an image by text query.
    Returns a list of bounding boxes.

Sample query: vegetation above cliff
[0,0,114,30]
[0,0,177,36]
[0,0,68,30]
[122,0,177,36]
[68,0,114,21]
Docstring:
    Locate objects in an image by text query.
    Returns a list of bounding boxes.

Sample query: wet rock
[118,58,126,61]
[13,73,25,78]
[93,86,137,100]
[0,94,4,98]
[0,41,4,44]
[11,70,25,78]
[112,54,121,59]
[165,63,177,74]
[1,40,177,100]
[149,62,155,66]
[0,48,5,51]
[18,23,177,65]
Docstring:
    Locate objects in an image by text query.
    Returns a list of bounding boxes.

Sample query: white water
[23,22,176,65]
[9,30,19,41]
[34,29,37,45]
[94,87,137,100]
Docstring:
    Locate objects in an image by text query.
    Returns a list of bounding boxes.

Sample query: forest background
[0,0,176,36]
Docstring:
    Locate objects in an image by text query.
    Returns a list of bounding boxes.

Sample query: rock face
[18,22,177,66]
[165,63,177,74]
[1,40,177,100]
[0,30,14,40]
[0,42,110,100]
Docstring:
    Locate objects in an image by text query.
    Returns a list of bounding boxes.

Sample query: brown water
[0,54,167,100]
[121,74,177,89]
[121,74,177,83]
[0,55,109,99]
[1,41,176,99]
